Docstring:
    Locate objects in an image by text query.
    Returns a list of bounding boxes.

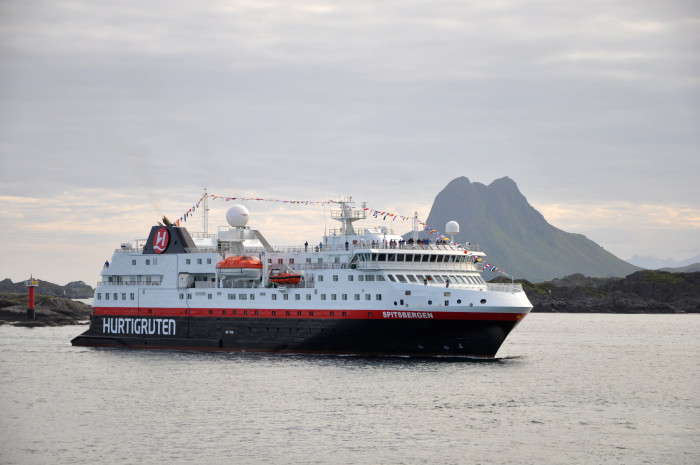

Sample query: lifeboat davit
[269,272,302,286]
[216,256,262,280]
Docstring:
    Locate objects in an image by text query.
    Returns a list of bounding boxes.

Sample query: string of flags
[175,193,510,277]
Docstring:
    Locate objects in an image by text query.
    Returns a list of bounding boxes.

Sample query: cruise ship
[72,197,533,357]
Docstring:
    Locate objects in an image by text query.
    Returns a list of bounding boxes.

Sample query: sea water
[0,314,698,465]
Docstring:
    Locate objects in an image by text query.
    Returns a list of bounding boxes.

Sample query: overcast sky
[1,0,698,285]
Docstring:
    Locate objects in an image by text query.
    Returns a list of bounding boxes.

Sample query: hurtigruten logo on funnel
[153,227,170,253]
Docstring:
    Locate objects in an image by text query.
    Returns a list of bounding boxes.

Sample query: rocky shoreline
[0,292,92,327]
[518,270,700,314]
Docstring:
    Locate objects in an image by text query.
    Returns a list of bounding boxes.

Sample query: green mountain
[423,176,640,282]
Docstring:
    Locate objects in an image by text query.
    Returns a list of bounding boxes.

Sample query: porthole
[480,299,486,304]
[457,299,462,304]
[428,300,432,305]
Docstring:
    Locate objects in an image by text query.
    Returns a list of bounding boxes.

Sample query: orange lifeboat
[269,272,302,286]
[216,256,262,279]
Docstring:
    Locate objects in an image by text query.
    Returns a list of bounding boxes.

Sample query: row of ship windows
[97,293,135,301]
[387,274,486,285]
[178,293,384,301]
[317,274,385,282]
[357,253,474,263]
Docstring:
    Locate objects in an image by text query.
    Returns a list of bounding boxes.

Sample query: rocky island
[516,270,700,314]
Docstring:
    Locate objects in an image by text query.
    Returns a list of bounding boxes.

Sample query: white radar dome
[445,221,460,234]
[226,205,250,227]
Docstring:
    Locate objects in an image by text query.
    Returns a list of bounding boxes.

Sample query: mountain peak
[425,176,639,281]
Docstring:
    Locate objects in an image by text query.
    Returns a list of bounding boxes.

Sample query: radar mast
[331,197,366,235]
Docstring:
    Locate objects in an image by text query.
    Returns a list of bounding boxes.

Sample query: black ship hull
[71,314,524,358]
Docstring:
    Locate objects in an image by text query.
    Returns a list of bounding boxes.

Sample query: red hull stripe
[92,306,526,321]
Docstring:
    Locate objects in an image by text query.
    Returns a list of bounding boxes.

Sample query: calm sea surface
[0,314,698,465]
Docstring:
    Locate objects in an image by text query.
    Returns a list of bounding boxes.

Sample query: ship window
[186,309,190,315]
[209,310,213,315]
[378,253,386,261]
[444,292,451,297]
[295,294,301,300]
[342,294,347,300]
[366,275,374,282]
[272,311,276,316]
[187,293,192,299]
[330,311,335,316]
[396,254,404,262]
[371,254,378,261]
[321,294,326,300]
[239,294,247,300]
[250,294,255,300]
[132,260,136,265]
[376,275,385,281]
[148,309,152,314]
[318,275,324,282]
[286,311,291,316]
[342,312,347,317]
[297,311,302,316]
[271,294,276,300]
[405,290,411,295]
[348,275,354,281]
[430,255,437,262]
[376,294,382,301]
[442,275,450,282]
[396,275,407,283]
[97,293,101,300]
[289,258,294,264]
[283,294,289,300]
[309,311,314,316]
[333,275,338,281]
[480,299,487,304]
[122,293,126,300]
[365,294,371,300]
[358,275,364,281]
[433,276,444,283]
[268,259,272,264]
[197,259,202,264]
[208,294,212,300]
[457,299,462,304]
[428,300,432,305]
[233,310,237,315]
[354,294,360,300]
[368,312,373,317]
[306,294,311,300]
[318,258,323,264]
[207,258,212,264]
[244,310,248,315]
[130,293,135,300]
[229,294,235,300]
[255,310,259,316]
[146,259,151,265]
[331,294,337,300]
[186,259,191,265]
[445,300,449,306]
[113,293,118,300]
[388,254,395,261]
[387,275,396,282]
[406,275,417,283]
[278,259,283,264]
